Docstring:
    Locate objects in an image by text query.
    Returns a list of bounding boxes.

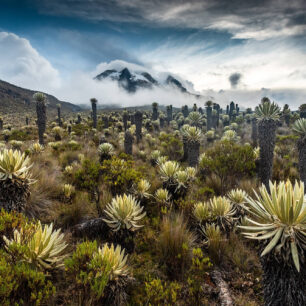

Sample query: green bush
[9,129,33,141]
[101,156,142,195]
[65,241,111,302]
[186,248,213,303]
[0,250,55,305]
[144,278,182,305]
[74,159,101,192]
[72,123,90,136]
[159,133,183,160]
[0,210,35,247]
[199,140,256,193]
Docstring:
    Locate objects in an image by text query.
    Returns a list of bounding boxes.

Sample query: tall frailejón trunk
[152,107,158,120]
[103,115,109,129]
[181,136,188,162]
[57,106,62,127]
[206,106,212,131]
[160,116,165,129]
[135,111,143,143]
[76,114,81,124]
[167,105,173,125]
[0,178,30,212]
[260,251,305,306]
[124,130,133,155]
[183,105,189,118]
[36,101,46,145]
[258,119,277,189]
[187,141,200,167]
[123,112,128,131]
[297,136,306,186]
[92,102,97,128]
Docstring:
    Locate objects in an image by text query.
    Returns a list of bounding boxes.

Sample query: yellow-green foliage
[97,244,129,280]
[74,158,100,191]
[0,209,34,247]
[144,278,182,305]
[65,241,112,301]
[0,149,33,181]
[201,223,225,262]
[240,180,306,271]
[186,248,213,302]
[101,156,143,194]
[193,201,210,223]
[198,140,256,192]
[4,221,68,270]
[159,132,183,160]
[103,194,146,231]
[0,250,56,305]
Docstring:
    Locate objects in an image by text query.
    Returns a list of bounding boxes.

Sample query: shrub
[65,241,129,303]
[0,250,55,305]
[186,248,213,302]
[74,158,100,192]
[159,133,183,160]
[0,209,32,247]
[65,241,112,302]
[144,278,182,305]
[199,140,256,193]
[101,157,142,195]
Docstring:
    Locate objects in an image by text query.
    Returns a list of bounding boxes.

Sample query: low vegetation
[0,96,305,305]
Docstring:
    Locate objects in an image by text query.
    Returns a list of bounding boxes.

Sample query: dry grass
[158,213,197,279]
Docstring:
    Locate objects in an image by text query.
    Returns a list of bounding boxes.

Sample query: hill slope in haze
[0,79,81,114]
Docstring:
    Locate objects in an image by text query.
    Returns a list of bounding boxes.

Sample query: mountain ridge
[0,79,81,114]
[94,67,202,99]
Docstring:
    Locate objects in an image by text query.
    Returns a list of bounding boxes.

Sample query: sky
[0,0,306,109]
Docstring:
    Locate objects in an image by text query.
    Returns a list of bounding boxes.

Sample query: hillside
[0,79,81,114]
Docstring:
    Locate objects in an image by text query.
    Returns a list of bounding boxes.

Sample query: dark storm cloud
[34,0,306,39]
[229,73,242,89]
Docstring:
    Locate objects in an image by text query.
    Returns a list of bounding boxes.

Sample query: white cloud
[0,32,305,110]
[53,66,201,107]
[51,60,305,110]
[139,37,306,93]
[0,32,60,91]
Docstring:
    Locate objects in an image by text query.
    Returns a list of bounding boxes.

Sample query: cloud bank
[0,32,305,110]
[0,32,60,92]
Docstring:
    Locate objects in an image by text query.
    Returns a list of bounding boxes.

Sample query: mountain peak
[166,75,187,93]
[94,67,192,95]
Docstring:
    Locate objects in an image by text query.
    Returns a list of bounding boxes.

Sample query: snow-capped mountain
[94,67,191,94]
